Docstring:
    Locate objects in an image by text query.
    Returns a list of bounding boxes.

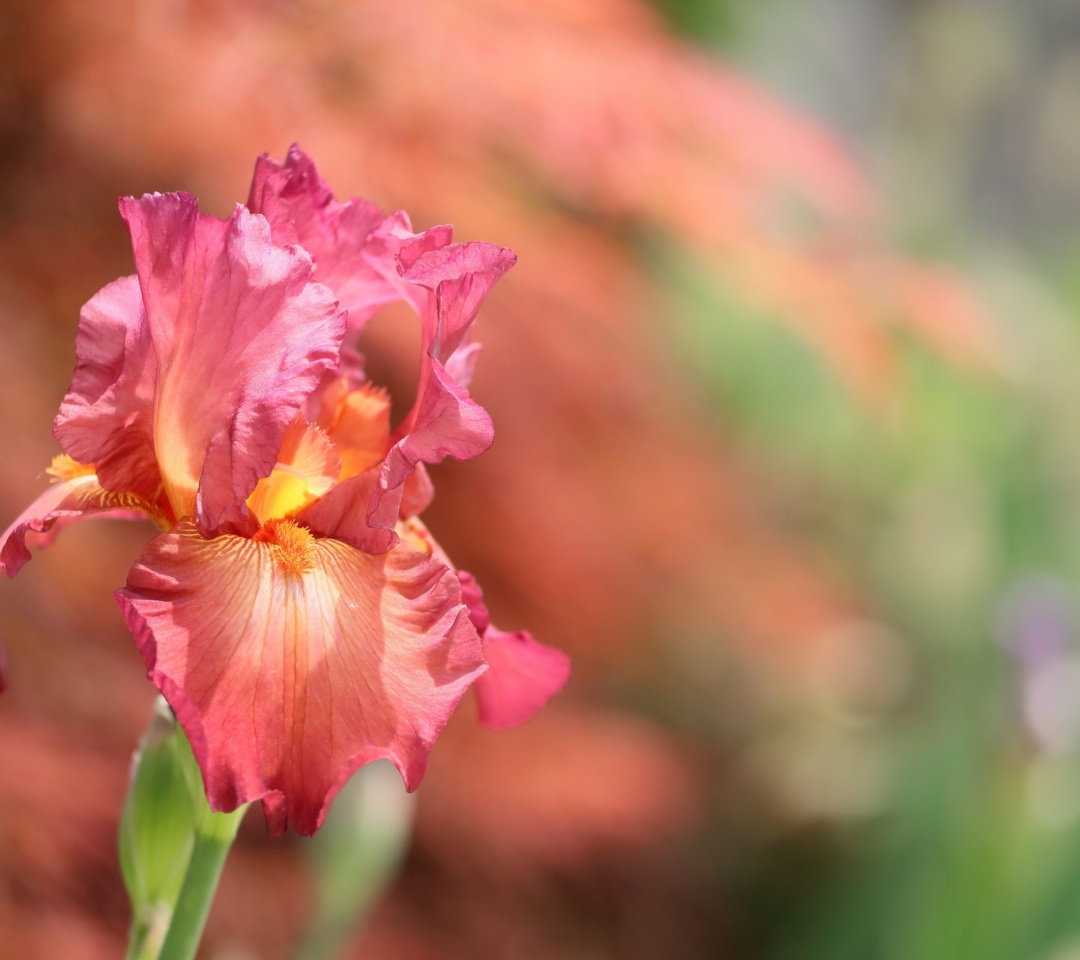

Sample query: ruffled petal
[458,572,570,730]
[397,240,518,363]
[399,462,434,518]
[247,148,515,536]
[248,147,436,327]
[367,361,495,534]
[117,520,485,836]
[53,275,164,508]
[364,242,515,526]
[1,462,166,578]
[119,192,345,533]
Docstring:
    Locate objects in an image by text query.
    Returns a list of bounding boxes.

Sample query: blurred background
[2,0,1080,957]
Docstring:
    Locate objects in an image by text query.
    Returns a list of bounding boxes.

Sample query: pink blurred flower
[0,148,568,835]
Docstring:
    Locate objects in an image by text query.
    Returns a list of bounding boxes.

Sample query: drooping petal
[117,519,486,836]
[119,192,345,533]
[474,628,573,731]
[1,459,167,578]
[458,571,570,730]
[53,275,163,508]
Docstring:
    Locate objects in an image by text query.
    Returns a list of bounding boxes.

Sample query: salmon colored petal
[1,464,165,578]
[458,571,570,730]
[245,419,340,527]
[297,471,396,554]
[117,520,486,836]
[119,192,345,532]
[53,275,163,507]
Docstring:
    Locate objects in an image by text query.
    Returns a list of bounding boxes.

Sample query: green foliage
[120,698,245,960]
[660,241,1080,959]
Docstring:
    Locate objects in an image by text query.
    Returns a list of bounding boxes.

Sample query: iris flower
[0,148,569,835]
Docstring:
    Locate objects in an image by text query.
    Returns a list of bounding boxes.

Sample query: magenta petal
[445,342,482,389]
[119,192,345,532]
[53,275,162,505]
[362,243,513,525]
[1,472,159,578]
[361,360,492,533]
[399,462,435,518]
[117,520,485,836]
[249,147,437,329]
[247,148,516,534]
[457,571,491,634]
[457,572,570,729]
[475,627,572,730]
[398,241,517,361]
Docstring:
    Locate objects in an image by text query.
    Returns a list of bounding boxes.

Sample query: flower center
[253,518,317,575]
[314,380,392,481]
[246,419,339,526]
[46,454,96,482]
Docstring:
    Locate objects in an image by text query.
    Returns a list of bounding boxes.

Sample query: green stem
[156,807,246,960]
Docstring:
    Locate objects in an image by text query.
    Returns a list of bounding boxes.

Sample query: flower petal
[1,465,165,578]
[400,462,434,518]
[119,192,345,532]
[366,362,493,528]
[365,243,515,526]
[248,147,434,328]
[398,240,518,363]
[475,629,572,730]
[247,148,515,536]
[117,520,486,836]
[246,418,340,526]
[297,471,396,554]
[53,275,164,509]
[458,572,570,730]
[316,382,392,481]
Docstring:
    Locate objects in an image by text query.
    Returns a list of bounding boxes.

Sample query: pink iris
[0,148,569,836]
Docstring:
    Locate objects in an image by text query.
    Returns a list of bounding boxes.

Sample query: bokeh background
[2,0,1080,957]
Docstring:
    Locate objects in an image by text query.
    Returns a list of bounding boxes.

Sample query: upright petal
[247,148,516,537]
[397,240,518,363]
[1,460,167,578]
[248,147,435,327]
[53,275,163,508]
[119,193,345,533]
[366,244,515,531]
[458,571,570,730]
[117,520,485,836]
[368,364,494,534]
